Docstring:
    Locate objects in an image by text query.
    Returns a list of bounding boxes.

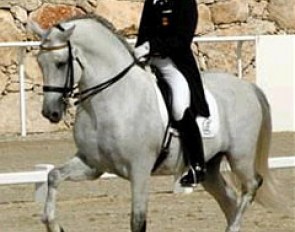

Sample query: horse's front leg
[130,168,151,232]
[42,155,102,232]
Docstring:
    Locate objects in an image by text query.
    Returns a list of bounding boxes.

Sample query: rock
[6,81,33,93]
[0,71,9,95]
[11,6,28,24]
[198,42,238,74]
[28,3,85,30]
[42,0,77,5]
[197,4,214,35]
[24,52,43,85]
[0,10,24,66]
[77,0,96,13]
[210,0,249,24]
[268,0,295,30]
[95,0,143,35]
[0,0,41,12]
[250,0,268,19]
[5,64,17,75]
[0,93,65,134]
[22,0,42,11]
[208,18,277,36]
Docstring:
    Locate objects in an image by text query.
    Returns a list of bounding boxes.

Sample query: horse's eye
[56,62,66,69]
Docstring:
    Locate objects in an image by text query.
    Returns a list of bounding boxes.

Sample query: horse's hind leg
[226,151,263,232]
[202,153,238,228]
[42,155,102,232]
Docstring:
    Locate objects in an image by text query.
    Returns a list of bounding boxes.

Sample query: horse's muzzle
[42,109,62,123]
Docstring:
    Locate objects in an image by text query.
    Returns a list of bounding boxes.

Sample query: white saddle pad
[151,75,219,138]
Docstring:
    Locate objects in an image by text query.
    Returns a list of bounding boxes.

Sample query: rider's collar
[153,0,169,5]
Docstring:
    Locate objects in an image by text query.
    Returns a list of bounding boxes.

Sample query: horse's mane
[61,14,134,55]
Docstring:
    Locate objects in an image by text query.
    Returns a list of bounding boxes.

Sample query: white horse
[30,15,286,232]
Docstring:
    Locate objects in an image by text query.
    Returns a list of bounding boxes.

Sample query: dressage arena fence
[0,36,294,202]
[0,157,294,203]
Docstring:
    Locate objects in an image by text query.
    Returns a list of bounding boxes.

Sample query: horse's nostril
[49,111,61,123]
[51,112,60,120]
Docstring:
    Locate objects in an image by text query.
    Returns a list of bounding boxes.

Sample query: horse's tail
[253,85,291,214]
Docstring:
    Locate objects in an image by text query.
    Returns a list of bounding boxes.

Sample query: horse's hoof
[60,226,65,232]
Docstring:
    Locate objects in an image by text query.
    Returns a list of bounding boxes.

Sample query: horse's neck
[79,62,158,120]
[71,19,133,90]
[78,41,134,92]
[72,20,160,127]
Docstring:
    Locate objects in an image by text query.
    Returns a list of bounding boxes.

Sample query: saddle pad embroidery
[196,88,219,138]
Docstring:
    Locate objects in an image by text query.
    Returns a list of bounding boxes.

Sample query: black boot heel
[180,165,205,187]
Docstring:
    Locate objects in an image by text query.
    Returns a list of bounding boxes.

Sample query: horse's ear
[60,25,76,41]
[27,20,48,39]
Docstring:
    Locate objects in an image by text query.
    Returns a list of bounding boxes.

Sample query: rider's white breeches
[151,57,190,121]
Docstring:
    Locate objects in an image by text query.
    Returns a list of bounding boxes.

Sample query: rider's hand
[134,42,150,62]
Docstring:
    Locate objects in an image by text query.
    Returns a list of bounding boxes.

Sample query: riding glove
[134,41,150,62]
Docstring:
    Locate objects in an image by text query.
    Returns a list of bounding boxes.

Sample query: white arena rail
[0,164,54,203]
[0,157,294,203]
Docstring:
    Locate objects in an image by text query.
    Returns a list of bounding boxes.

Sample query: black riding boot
[176,109,206,187]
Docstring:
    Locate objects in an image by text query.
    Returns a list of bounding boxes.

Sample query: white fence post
[236,41,243,79]
[34,164,54,203]
[18,47,27,137]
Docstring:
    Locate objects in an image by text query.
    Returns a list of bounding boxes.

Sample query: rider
[134,0,210,187]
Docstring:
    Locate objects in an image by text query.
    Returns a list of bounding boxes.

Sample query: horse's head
[30,21,81,123]
[29,16,135,123]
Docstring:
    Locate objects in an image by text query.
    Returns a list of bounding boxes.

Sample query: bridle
[41,41,77,101]
[40,24,136,105]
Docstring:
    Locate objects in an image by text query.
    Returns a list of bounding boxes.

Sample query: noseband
[41,24,136,105]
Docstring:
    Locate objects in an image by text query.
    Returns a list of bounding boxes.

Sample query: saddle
[149,66,219,172]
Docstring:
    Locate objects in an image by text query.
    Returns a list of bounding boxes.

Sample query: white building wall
[256,35,295,132]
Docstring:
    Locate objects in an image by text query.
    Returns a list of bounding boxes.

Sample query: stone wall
[0,0,294,135]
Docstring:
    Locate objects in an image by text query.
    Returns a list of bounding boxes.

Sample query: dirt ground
[0,132,294,232]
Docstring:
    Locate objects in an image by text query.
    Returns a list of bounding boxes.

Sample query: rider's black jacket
[136,0,210,117]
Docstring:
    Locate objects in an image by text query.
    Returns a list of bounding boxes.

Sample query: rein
[41,29,136,105]
[74,61,135,105]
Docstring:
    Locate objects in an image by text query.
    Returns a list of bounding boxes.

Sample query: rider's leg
[176,108,206,187]
[151,57,190,120]
[151,57,206,187]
